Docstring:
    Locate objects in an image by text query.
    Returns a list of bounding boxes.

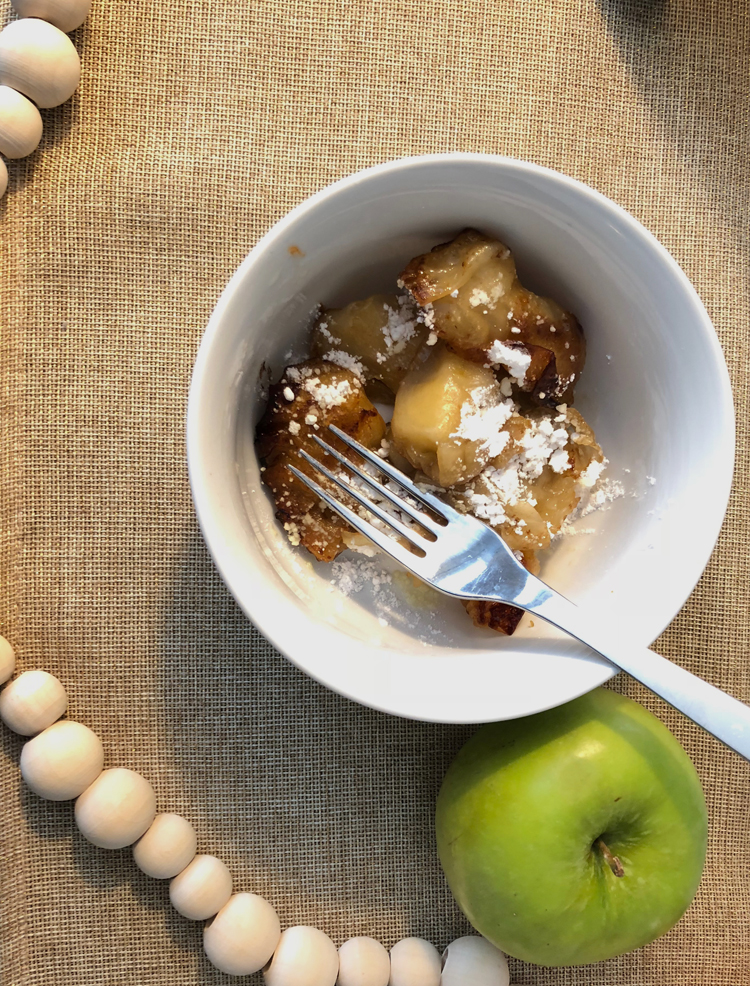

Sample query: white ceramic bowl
[187,154,734,724]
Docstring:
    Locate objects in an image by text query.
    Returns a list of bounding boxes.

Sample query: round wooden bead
[0,635,15,684]
[338,937,391,986]
[204,893,281,976]
[169,854,232,921]
[0,84,42,158]
[441,937,509,986]
[75,767,156,848]
[0,19,81,108]
[133,813,197,879]
[20,719,103,800]
[11,0,92,34]
[388,938,441,986]
[0,156,7,198]
[264,926,339,986]
[0,669,67,735]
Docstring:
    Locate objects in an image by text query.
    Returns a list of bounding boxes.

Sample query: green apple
[435,688,707,966]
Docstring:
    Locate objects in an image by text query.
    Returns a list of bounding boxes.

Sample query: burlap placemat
[1,0,748,982]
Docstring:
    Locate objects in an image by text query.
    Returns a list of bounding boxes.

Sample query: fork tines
[286,425,452,561]
[328,424,449,515]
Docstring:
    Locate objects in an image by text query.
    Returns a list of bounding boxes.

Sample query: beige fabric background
[1,0,748,982]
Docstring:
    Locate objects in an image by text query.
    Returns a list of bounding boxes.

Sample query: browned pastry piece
[256,360,386,562]
[462,600,525,635]
[461,547,541,636]
[399,228,585,406]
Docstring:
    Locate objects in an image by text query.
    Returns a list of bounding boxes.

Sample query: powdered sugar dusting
[320,349,366,381]
[316,320,341,346]
[327,555,448,640]
[487,340,532,384]
[451,407,616,534]
[302,375,355,409]
[557,471,625,536]
[331,558,392,597]
[577,459,606,489]
[452,385,514,459]
[382,297,418,353]
[418,302,436,331]
[469,283,506,310]
[518,417,571,480]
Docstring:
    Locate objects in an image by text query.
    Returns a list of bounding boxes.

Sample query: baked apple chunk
[399,229,585,406]
[389,342,516,488]
[256,360,386,562]
[311,294,428,397]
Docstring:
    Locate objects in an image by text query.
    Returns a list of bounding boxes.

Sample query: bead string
[0,0,88,198]
[0,640,512,983]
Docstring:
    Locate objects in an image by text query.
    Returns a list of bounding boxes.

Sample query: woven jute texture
[1,0,748,982]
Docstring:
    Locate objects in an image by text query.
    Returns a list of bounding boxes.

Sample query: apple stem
[595,838,625,878]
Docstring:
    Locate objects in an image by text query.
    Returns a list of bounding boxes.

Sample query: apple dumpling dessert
[400,228,584,406]
[256,230,611,635]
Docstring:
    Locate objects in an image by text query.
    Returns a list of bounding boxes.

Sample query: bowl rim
[187,152,736,722]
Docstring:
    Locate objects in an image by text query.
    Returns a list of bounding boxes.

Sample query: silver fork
[289,425,750,761]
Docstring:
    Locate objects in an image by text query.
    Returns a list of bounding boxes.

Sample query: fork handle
[523,588,750,762]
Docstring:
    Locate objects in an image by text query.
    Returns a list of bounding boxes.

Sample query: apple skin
[435,688,707,966]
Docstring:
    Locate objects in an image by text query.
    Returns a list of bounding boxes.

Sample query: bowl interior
[188,156,733,723]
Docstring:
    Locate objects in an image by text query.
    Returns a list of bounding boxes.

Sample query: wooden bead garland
[0,634,15,684]
[0,0,89,200]
[264,926,339,986]
[75,767,156,848]
[0,19,80,108]
[0,652,514,983]
[169,854,233,921]
[0,84,43,157]
[133,812,198,879]
[388,937,442,986]
[20,719,104,800]
[11,0,92,35]
[338,936,391,986]
[0,669,67,735]
[204,892,281,976]
[441,936,510,986]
